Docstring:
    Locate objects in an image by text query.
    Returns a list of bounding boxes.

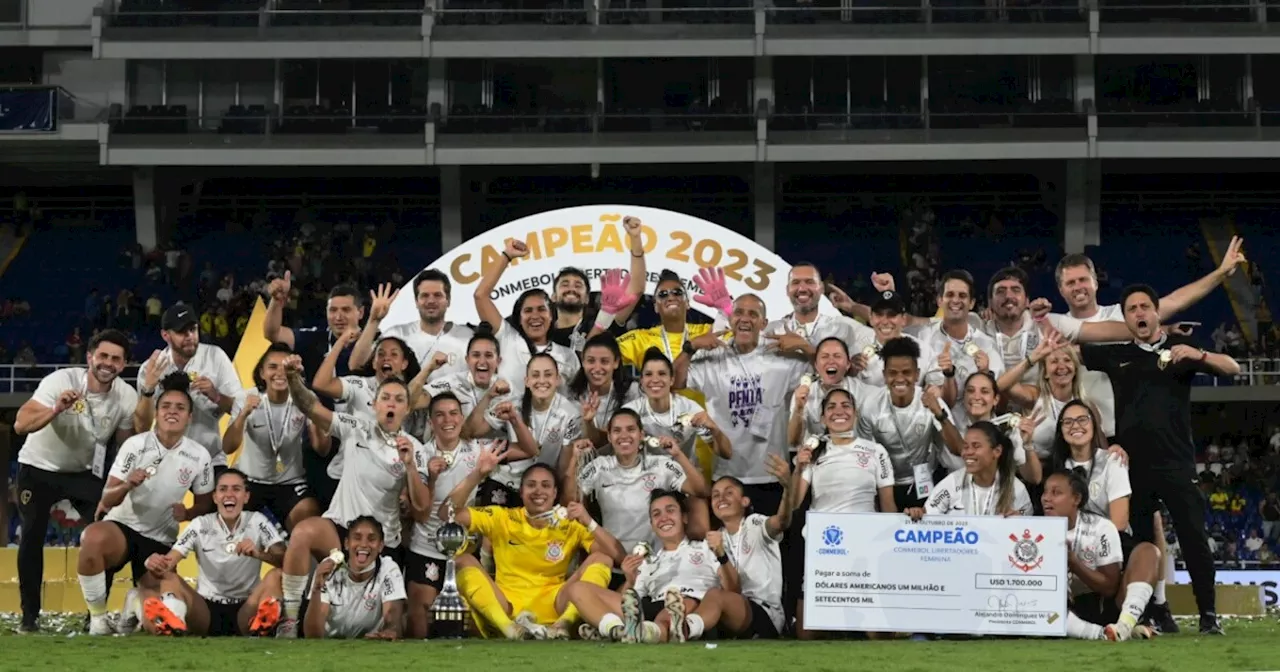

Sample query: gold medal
[632,542,651,559]
[862,345,879,360]
[644,436,662,451]
[327,549,345,567]
[447,353,458,365]
[187,370,199,382]
[963,343,980,357]
[803,436,820,450]
[275,460,286,475]
[439,451,455,468]
[800,374,814,387]
[1158,349,1172,370]
[145,466,158,477]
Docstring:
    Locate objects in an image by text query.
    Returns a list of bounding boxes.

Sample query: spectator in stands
[1209,482,1229,512]
[146,293,163,326]
[1261,492,1280,542]
[14,342,36,369]
[1244,529,1265,556]
[164,244,182,285]
[1229,491,1247,518]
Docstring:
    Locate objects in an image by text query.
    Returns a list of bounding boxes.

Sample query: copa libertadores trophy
[431,501,470,638]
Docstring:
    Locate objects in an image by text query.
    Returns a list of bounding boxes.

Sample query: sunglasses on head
[655,288,686,300]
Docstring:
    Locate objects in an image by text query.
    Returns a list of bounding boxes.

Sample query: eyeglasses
[1062,415,1092,428]
[655,288,685,300]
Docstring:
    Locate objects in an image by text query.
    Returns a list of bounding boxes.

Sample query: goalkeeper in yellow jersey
[443,445,624,640]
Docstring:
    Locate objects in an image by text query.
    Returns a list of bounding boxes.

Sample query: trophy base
[429,613,469,640]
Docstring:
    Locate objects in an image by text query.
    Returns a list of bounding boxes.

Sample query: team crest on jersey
[545,540,565,562]
[1081,547,1096,563]
[1088,481,1102,501]
[642,473,657,492]
[1008,529,1045,573]
[689,551,705,566]
[491,489,508,505]
[19,490,31,506]
[546,428,562,446]
[177,467,193,486]
[290,413,305,431]
[363,592,379,611]
[425,562,440,582]
[740,541,752,556]
[855,450,870,468]
[389,461,406,478]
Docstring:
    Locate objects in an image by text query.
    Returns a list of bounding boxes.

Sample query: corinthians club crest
[1008,529,1045,573]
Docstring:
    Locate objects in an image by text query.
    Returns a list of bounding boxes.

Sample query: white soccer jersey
[943,404,1028,473]
[408,439,483,560]
[1065,453,1132,523]
[104,433,214,544]
[485,393,582,489]
[379,321,473,380]
[623,394,705,461]
[924,469,1034,517]
[1067,511,1123,598]
[493,321,581,398]
[20,368,137,473]
[424,371,491,419]
[977,312,1085,385]
[573,381,641,433]
[687,346,810,484]
[1028,388,1117,460]
[173,511,284,601]
[856,387,947,486]
[854,333,930,388]
[765,313,873,352]
[324,413,429,549]
[722,514,784,633]
[635,538,721,602]
[917,321,1004,398]
[801,438,895,514]
[230,390,310,485]
[326,375,380,479]
[798,377,878,444]
[578,455,688,551]
[136,344,239,466]
[308,559,408,639]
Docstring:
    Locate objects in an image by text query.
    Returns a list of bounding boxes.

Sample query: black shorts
[204,598,246,637]
[247,481,315,526]
[1073,592,1120,626]
[105,521,171,586]
[639,594,703,621]
[893,483,928,510]
[728,600,780,640]
[15,465,103,522]
[477,479,521,508]
[404,551,446,591]
[1119,530,1139,564]
[334,523,404,566]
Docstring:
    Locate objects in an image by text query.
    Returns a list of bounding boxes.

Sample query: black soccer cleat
[1198,612,1224,636]
[1144,602,1179,634]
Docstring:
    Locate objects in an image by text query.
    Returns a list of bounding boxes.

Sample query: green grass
[2,615,1279,672]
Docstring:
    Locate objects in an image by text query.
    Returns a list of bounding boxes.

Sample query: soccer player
[1050,400,1131,531]
[1042,470,1161,642]
[416,327,503,420]
[945,371,1040,484]
[569,333,640,443]
[275,356,431,638]
[908,421,1034,519]
[222,343,325,531]
[349,272,473,378]
[78,373,215,635]
[13,328,138,633]
[444,448,624,640]
[624,348,730,464]
[301,516,408,640]
[136,469,286,637]
[794,389,896,517]
[787,337,877,447]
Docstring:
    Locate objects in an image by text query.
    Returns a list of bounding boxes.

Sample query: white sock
[1116,582,1154,637]
[598,613,623,635]
[78,573,108,616]
[161,592,189,621]
[1066,612,1105,640]
[687,613,705,639]
[282,574,308,619]
[1153,579,1167,605]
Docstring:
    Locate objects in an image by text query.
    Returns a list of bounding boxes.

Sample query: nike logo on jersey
[508,540,522,546]
[1119,362,1132,368]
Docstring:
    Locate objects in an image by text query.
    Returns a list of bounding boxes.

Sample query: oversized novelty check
[804,512,1068,636]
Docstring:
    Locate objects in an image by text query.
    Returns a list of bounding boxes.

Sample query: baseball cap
[161,303,198,331]
[870,290,906,315]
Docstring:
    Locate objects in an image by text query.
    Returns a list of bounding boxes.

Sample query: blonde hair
[1036,346,1088,406]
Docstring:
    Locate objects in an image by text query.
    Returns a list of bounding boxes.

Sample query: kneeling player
[302,516,407,640]
[136,469,287,636]
[444,447,623,639]
[1042,470,1160,641]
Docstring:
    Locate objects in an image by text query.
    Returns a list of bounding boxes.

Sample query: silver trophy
[430,502,471,638]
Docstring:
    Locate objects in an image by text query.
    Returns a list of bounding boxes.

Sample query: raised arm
[611,216,648,327]
[285,355,333,428]
[312,329,359,400]
[1159,236,1246,319]
[132,350,165,434]
[474,239,529,332]
[348,283,396,372]
[764,454,797,538]
[263,271,296,349]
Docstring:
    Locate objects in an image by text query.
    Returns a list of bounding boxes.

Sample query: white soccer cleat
[663,586,687,643]
[88,613,116,636]
[116,588,142,634]
[514,611,549,640]
[578,624,604,641]
[619,589,642,643]
[275,617,299,639]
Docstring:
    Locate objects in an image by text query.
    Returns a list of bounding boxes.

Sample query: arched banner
[383,205,833,329]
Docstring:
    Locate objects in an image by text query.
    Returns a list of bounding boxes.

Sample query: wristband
[592,310,617,332]
[501,251,513,262]
[716,553,729,565]
[942,367,956,379]
[140,386,155,396]
[587,520,599,533]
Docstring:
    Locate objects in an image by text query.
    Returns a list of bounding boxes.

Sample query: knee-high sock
[557,563,611,625]
[1066,612,1104,640]
[458,566,513,636]
[78,573,108,617]
[1115,582,1154,638]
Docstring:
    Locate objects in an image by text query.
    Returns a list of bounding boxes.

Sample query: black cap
[161,303,198,332]
[870,290,906,315]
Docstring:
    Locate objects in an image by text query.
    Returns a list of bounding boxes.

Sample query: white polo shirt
[21,368,137,473]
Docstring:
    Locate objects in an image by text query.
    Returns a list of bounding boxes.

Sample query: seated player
[443,446,624,640]
[564,490,729,643]
[1041,470,1160,641]
[302,516,407,640]
[136,469,287,636]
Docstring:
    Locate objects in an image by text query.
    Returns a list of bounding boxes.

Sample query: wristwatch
[682,340,698,358]
[942,367,956,379]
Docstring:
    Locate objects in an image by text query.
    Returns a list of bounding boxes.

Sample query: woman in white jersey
[78,373,215,636]
[1042,470,1161,642]
[624,347,730,465]
[481,352,581,502]
[403,392,486,639]
[996,338,1115,462]
[908,421,1033,519]
[945,371,1041,484]
[570,334,640,444]
[137,469,287,636]
[223,343,325,531]
[411,327,501,421]
[674,459,796,642]
[276,356,431,639]
[1050,400,1131,531]
[787,337,875,447]
[566,409,708,553]
[565,490,728,644]
[300,515,408,640]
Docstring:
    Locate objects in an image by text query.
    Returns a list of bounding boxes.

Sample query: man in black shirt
[1081,284,1240,636]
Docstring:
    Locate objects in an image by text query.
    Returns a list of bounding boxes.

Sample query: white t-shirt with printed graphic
[308,559,408,639]
[635,538,721,602]
[104,432,215,544]
[855,333,931,388]
[408,439,483,561]
[801,438,895,514]
[230,389,310,485]
[21,368,137,473]
[324,413,429,549]
[578,455,687,552]
[173,511,284,601]
[136,344,240,466]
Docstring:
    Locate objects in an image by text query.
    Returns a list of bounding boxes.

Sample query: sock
[78,573,108,617]
[161,592,189,621]
[481,548,495,575]
[598,613,623,636]
[558,563,612,626]
[1153,579,1167,605]
[1116,582,1154,638]
[1066,612,1104,640]
[457,566,514,636]
[281,574,308,620]
[687,613,705,639]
